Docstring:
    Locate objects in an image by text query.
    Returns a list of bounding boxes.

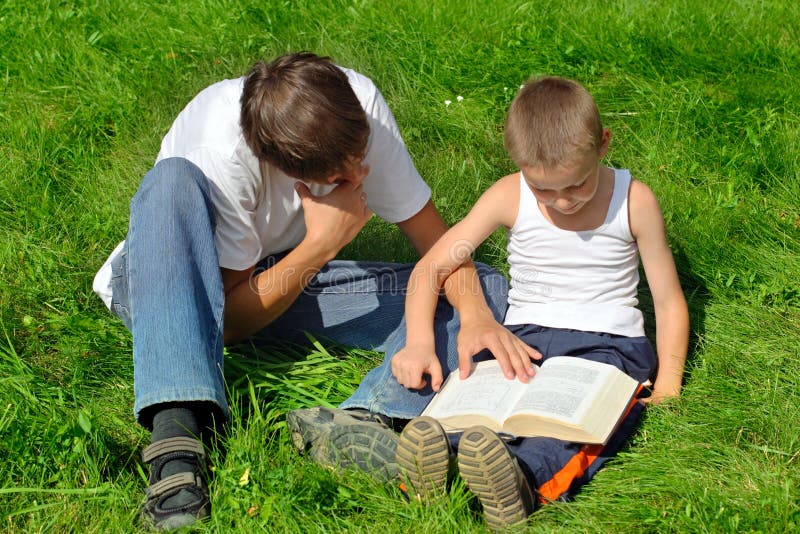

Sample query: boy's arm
[629,180,690,403]
[392,176,540,391]
[222,180,371,342]
[398,200,535,382]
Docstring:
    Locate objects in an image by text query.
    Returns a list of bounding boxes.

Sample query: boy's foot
[286,407,399,481]
[457,426,536,530]
[141,436,210,531]
[396,416,451,500]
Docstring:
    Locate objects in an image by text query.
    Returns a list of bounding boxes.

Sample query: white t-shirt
[93,67,431,309]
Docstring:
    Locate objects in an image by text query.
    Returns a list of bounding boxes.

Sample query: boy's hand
[391,344,444,391]
[457,317,541,382]
[641,374,682,405]
[295,181,372,259]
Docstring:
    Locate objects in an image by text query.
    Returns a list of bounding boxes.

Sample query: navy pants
[449,323,657,503]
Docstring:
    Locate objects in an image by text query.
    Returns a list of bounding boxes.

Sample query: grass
[1,0,799,531]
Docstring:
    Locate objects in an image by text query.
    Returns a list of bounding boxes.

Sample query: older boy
[93,52,522,530]
[392,76,689,529]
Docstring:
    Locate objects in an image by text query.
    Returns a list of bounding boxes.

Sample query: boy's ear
[598,128,611,158]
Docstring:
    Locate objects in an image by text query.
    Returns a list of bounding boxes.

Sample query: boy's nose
[554,195,573,208]
[341,163,370,186]
[326,162,370,186]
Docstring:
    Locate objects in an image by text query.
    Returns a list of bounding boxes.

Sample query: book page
[422,360,529,422]
[511,357,611,424]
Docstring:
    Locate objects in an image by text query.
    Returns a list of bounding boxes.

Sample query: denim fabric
[110,157,510,425]
[336,262,509,418]
[448,324,657,500]
[111,158,227,423]
[254,258,509,418]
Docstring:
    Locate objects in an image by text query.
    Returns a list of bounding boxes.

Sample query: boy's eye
[570,180,587,190]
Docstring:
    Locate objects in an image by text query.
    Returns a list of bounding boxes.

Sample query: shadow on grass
[223,336,378,430]
[639,241,708,393]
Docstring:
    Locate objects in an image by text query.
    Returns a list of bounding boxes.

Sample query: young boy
[390,76,689,529]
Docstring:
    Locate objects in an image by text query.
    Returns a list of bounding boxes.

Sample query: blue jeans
[110,157,509,425]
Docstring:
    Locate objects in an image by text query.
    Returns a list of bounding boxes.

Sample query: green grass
[2,0,799,531]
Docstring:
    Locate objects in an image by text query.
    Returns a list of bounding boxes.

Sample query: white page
[423,360,528,421]
[511,357,611,424]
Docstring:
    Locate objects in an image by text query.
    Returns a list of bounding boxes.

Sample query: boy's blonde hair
[504,76,603,169]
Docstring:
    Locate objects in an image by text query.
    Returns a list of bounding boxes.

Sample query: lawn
[1,0,799,532]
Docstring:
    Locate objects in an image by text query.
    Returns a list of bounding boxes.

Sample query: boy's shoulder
[627,176,665,239]
[494,173,525,227]
[478,172,522,198]
[466,173,523,229]
[627,177,660,209]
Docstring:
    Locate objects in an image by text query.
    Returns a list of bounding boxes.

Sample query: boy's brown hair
[240,52,370,182]
[504,76,603,169]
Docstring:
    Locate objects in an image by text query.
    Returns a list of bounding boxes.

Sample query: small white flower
[520,85,524,90]
[445,100,452,107]
[504,86,508,92]
[456,95,464,102]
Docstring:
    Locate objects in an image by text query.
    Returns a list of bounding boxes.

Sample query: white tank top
[504,169,644,337]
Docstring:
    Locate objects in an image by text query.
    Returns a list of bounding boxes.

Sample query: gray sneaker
[396,416,452,500]
[457,426,537,530]
[286,407,399,481]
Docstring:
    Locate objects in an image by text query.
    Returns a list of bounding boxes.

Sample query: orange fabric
[536,385,644,503]
[537,443,604,502]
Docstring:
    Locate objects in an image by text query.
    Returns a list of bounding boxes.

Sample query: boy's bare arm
[630,180,690,402]
[397,200,492,318]
[393,177,540,391]
[398,201,521,374]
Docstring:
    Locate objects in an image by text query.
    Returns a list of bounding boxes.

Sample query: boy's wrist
[652,374,682,396]
[454,300,495,324]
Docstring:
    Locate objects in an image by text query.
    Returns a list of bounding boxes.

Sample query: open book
[421,357,641,444]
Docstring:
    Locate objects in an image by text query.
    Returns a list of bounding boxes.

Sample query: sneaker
[457,426,536,530]
[286,407,399,481]
[396,416,452,500]
[140,436,210,531]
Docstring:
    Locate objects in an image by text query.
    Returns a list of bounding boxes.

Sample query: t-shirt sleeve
[354,75,431,223]
[184,148,263,270]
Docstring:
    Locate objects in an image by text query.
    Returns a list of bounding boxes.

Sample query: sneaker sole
[396,416,450,499]
[327,423,399,481]
[286,407,399,481]
[457,426,529,530]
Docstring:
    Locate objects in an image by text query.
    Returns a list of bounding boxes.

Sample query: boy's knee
[132,157,210,212]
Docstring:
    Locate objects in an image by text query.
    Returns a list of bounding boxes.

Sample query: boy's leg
[446,403,643,530]
[259,259,508,415]
[273,262,509,474]
[473,324,655,503]
[505,402,645,503]
[113,157,228,424]
[111,157,227,529]
[455,426,537,530]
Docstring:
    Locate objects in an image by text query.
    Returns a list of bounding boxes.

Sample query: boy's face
[322,155,370,186]
[520,130,610,216]
[301,154,369,187]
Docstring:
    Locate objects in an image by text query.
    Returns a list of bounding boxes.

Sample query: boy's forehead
[521,157,595,189]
